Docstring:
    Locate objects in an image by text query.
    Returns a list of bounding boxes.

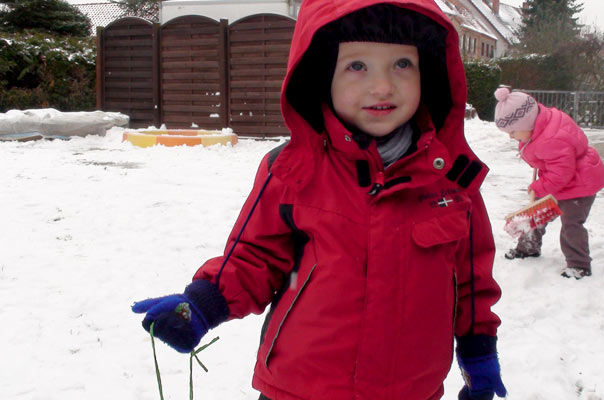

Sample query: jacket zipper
[367,171,385,195]
[452,272,458,329]
[265,263,317,368]
[452,272,458,365]
[367,142,424,196]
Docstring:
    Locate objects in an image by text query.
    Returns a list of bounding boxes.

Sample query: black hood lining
[285,3,452,135]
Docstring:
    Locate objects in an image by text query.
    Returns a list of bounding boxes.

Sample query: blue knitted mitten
[456,335,507,400]
[132,280,229,353]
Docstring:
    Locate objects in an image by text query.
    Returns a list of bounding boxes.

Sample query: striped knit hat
[494,87,539,133]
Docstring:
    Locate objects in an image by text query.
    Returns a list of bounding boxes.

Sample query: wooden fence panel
[99,18,158,128]
[98,13,296,135]
[160,16,227,129]
[228,14,295,138]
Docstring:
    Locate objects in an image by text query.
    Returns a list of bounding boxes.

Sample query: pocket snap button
[433,158,445,170]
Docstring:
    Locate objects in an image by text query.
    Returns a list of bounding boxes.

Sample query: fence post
[573,91,579,123]
[96,26,104,111]
[219,19,230,130]
[152,23,161,128]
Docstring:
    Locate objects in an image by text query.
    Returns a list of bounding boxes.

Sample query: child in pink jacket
[494,87,604,279]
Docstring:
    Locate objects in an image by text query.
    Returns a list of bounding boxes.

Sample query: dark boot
[504,248,540,260]
[561,267,592,279]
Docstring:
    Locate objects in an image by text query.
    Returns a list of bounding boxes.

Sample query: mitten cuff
[456,334,497,358]
[184,279,230,329]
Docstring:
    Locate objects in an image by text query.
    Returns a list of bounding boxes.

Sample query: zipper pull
[368,171,384,196]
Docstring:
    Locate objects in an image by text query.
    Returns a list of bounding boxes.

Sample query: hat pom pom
[494,87,510,102]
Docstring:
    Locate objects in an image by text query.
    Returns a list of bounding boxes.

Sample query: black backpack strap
[267,141,288,171]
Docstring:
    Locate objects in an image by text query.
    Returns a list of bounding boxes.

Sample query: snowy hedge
[464,60,501,121]
[497,54,568,91]
[0,31,95,112]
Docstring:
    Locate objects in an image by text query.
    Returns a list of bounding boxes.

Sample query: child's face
[509,130,532,143]
[330,42,421,137]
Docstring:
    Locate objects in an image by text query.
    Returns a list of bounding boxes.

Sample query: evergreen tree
[518,0,583,54]
[110,0,161,22]
[512,0,592,90]
[0,0,91,36]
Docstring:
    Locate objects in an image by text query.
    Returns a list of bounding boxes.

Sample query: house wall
[160,0,297,23]
[453,0,514,58]
[161,0,514,58]
[447,16,498,60]
[459,30,497,59]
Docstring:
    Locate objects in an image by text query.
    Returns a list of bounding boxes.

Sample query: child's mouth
[364,104,396,116]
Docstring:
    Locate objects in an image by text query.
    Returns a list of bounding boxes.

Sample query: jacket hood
[272,0,487,192]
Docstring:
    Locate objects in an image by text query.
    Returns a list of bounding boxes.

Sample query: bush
[464,60,501,121]
[0,0,92,37]
[0,31,96,112]
[497,54,575,91]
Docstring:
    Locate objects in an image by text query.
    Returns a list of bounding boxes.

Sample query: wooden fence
[96,14,295,137]
[97,18,604,135]
[518,90,604,129]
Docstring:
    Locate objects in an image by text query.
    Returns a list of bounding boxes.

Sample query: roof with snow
[438,0,499,40]
[73,2,124,31]
[467,0,522,43]
[434,0,459,17]
[498,2,524,34]
[65,0,111,4]
[66,0,522,44]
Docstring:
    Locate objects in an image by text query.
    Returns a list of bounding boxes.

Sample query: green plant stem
[149,323,165,400]
[146,331,219,400]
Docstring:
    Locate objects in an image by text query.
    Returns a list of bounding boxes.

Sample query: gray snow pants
[516,194,596,270]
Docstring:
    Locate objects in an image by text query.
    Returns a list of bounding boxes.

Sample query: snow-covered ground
[1,119,603,400]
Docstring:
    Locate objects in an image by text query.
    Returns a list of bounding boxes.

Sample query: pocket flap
[412,211,469,248]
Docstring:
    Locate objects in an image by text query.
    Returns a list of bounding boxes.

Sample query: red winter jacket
[194,1,502,399]
[523,105,604,200]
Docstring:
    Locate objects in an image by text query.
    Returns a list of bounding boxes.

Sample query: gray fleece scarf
[376,123,413,168]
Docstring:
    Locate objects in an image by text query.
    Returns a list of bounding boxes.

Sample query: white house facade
[160,0,301,23]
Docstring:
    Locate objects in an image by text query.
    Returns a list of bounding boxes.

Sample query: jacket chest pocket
[411,210,470,332]
[411,210,470,253]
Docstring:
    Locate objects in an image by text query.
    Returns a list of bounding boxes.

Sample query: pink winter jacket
[520,105,604,200]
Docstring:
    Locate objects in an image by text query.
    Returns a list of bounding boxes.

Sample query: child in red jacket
[133,2,507,399]
[495,87,604,279]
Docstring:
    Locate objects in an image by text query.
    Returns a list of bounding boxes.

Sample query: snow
[0,109,129,138]
[65,0,111,4]
[435,0,459,17]
[467,0,518,42]
[1,119,603,399]
[498,3,523,34]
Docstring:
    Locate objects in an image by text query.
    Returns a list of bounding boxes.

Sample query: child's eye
[347,62,366,72]
[395,58,413,69]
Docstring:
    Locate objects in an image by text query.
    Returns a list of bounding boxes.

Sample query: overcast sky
[503,0,604,31]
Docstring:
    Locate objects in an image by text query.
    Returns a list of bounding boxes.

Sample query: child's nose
[369,74,394,97]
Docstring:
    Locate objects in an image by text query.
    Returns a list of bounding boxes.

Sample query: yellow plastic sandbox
[122,129,238,148]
